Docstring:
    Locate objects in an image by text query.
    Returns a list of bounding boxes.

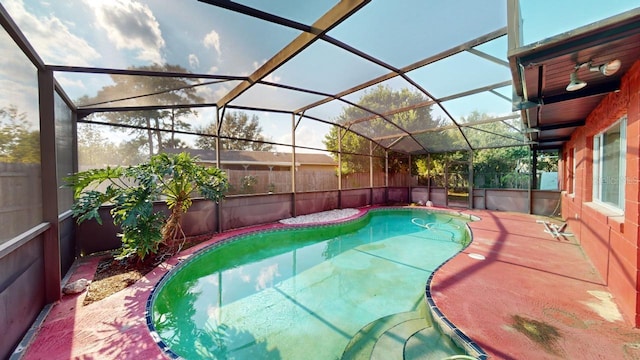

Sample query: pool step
[342,297,428,360]
[370,318,430,360]
[341,297,468,360]
[341,311,422,360]
[404,327,465,360]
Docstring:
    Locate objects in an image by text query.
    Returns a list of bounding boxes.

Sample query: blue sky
[1,0,638,152]
[520,0,639,44]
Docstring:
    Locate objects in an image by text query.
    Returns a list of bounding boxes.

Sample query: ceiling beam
[77,102,219,118]
[537,81,620,105]
[214,0,371,108]
[198,0,314,34]
[370,114,522,141]
[533,144,563,151]
[535,120,585,131]
[537,136,571,143]
[46,65,246,80]
[0,2,45,69]
[295,27,507,114]
[467,48,509,67]
[514,80,620,110]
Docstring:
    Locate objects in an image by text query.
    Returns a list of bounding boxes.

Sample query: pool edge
[145,205,487,359]
[424,218,489,360]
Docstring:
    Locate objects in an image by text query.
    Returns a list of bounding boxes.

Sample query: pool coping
[424,221,489,360]
[144,205,487,359]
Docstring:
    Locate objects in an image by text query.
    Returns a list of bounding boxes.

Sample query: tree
[195,111,273,151]
[77,124,148,167]
[472,146,529,188]
[460,110,524,149]
[473,147,529,175]
[460,111,531,188]
[67,152,229,260]
[324,85,440,174]
[78,124,118,166]
[79,64,204,157]
[0,105,40,163]
[537,151,559,172]
[412,151,467,187]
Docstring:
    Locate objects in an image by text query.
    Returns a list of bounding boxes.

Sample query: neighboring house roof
[165,148,337,167]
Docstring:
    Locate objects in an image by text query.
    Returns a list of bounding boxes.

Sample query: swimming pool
[147,208,473,359]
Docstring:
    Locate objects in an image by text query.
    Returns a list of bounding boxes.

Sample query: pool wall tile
[424,220,488,360]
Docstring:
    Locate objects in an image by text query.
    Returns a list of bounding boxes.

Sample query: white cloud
[4,0,100,66]
[86,0,165,64]
[55,74,86,90]
[203,29,221,57]
[289,124,326,152]
[255,264,280,290]
[188,54,200,69]
[214,83,230,100]
[0,79,39,128]
[193,81,234,105]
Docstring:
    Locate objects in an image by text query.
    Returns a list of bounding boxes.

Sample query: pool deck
[16,207,640,359]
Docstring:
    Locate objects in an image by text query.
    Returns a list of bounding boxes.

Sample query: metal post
[426,153,431,202]
[39,69,61,303]
[385,150,389,203]
[369,141,373,205]
[468,150,474,209]
[408,154,412,203]
[338,128,342,208]
[215,106,223,232]
[507,0,523,51]
[444,160,449,208]
[291,113,297,217]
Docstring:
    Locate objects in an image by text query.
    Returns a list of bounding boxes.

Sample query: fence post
[468,150,474,209]
[216,106,223,232]
[291,113,297,217]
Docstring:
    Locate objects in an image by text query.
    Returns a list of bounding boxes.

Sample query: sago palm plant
[66,152,228,260]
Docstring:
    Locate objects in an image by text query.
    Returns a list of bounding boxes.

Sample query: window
[592,117,626,211]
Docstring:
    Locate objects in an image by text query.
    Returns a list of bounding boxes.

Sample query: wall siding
[561,60,640,326]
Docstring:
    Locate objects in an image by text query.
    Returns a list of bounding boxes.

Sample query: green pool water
[148,208,471,359]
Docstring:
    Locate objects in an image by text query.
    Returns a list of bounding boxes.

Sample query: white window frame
[592,116,626,212]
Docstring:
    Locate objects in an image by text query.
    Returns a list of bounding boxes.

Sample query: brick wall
[561,60,640,326]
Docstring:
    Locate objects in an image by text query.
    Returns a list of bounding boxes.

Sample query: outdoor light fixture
[566,59,622,91]
[566,71,587,91]
[590,59,622,76]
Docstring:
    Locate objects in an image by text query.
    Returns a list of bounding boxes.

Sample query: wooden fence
[223,169,412,195]
[0,163,42,242]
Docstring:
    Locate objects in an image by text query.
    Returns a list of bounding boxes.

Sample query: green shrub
[66,152,228,260]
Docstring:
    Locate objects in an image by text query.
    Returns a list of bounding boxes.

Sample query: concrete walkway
[431,210,640,359]
[16,209,640,359]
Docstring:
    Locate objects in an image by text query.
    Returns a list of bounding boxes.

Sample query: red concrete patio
[431,209,640,359]
[17,209,640,359]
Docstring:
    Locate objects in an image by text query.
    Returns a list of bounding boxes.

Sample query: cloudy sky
[1,0,637,150]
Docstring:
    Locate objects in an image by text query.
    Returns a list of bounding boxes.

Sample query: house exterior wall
[561,60,640,326]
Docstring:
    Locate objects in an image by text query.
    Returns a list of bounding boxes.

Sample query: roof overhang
[508,8,640,151]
